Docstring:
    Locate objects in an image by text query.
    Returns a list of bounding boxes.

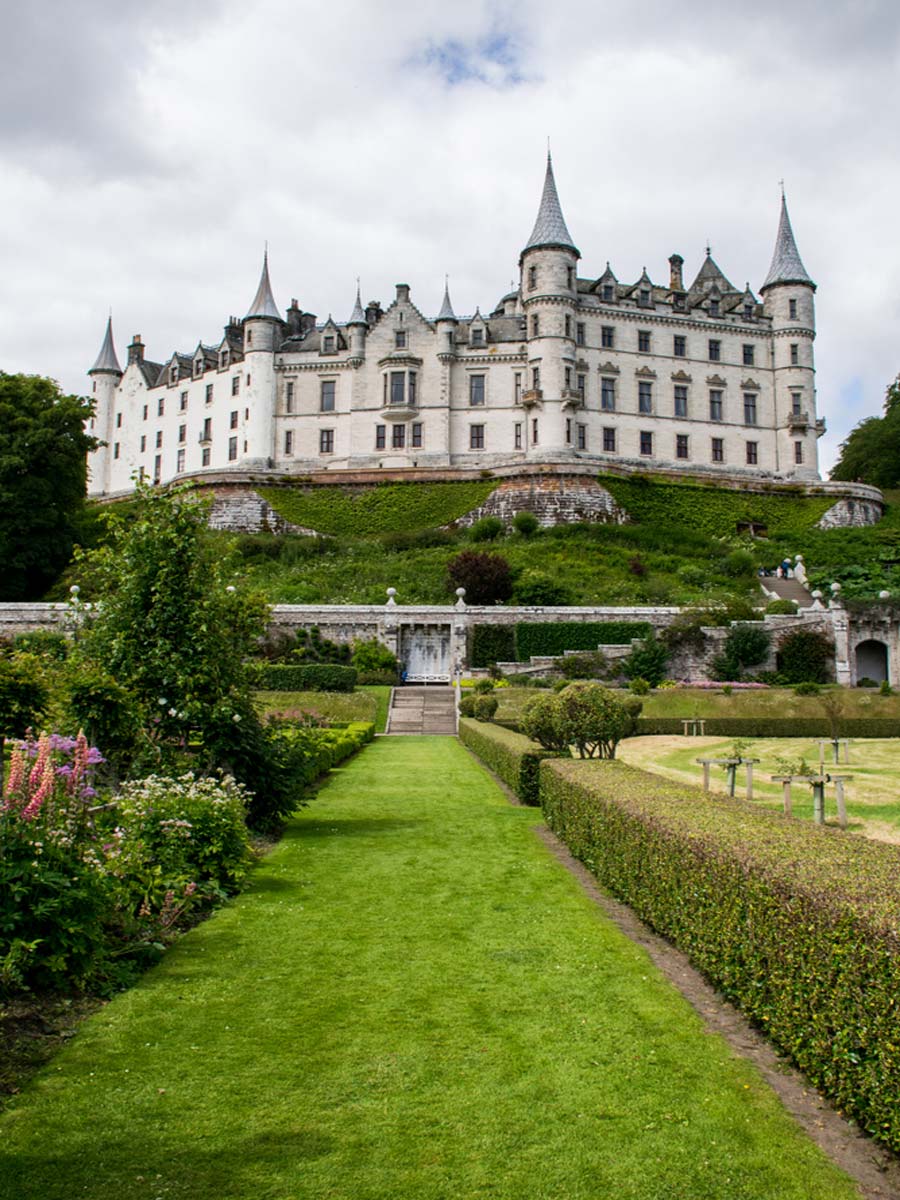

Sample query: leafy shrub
[380,528,456,552]
[514,573,574,606]
[512,511,539,537]
[0,652,49,742]
[775,629,834,684]
[793,681,821,696]
[458,718,560,805]
[720,548,755,577]
[473,694,499,721]
[540,757,900,1154]
[473,679,495,694]
[446,550,513,605]
[64,663,144,776]
[470,624,516,669]
[292,625,352,665]
[558,683,639,759]
[12,630,69,661]
[628,555,646,577]
[766,598,798,615]
[254,664,358,692]
[351,638,398,675]
[622,635,669,687]
[458,695,477,718]
[468,516,504,542]
[880,680,893,696]
[629,677,651,695]
[711,624,771,681]
[857,676,878,688]
[520,693,573,753]
[515,622,651,661]
[559,651,608,680]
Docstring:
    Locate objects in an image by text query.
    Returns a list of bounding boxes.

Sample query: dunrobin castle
[87,155,824,495]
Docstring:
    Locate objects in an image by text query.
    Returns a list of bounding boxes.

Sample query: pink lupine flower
[22,761,55,821]
[2,748,25,809]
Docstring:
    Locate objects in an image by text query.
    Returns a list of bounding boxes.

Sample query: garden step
[387,686,457,735]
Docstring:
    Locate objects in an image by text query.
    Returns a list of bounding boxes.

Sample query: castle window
[180,391,188,412]
[564,367,572,390]
[230,410,238,430]
[321,380,336,412]
[395,330,407,349]
[673,335,686,358]
[169,365,178,385]
[284,430,293,456]
[201,417,212,442]
[601,379,616,411]
[228,436,238,462]
[232,376,240,395]
[530,314,539,337]
[709,391,723,421]
[711,437,724,463]
[113,442,120,460]
[791,392,802,416]
[576,322,585,346]
[789,298,798,319]
[577,423,587,450]
[470,327,484,347]
[286,381,294,413]
[638,381,653,414]
[514,373,522,404]
[116,412,122,428]
[470,424,485,450]
[532,367,540,391]
[565,418,572,444]
[143,404,148,420]
[674,295,685,310]
[639,289,651,307]
[674,385,688,418]
[158,398,165,417]
[220,350,229,369]
[790,343,799,365]
[638,330,651,353]
[599,427,615,455]
[176,448,185,474]
[202,448,211,467]
[676,434,689,460]
[320,429,334,455]
[602,284,614,301]
[601,325,614,349]
[743,394,757,425]
[640,431,653,456]
[323,335,336,353]
[744,303,754,320]
[709,299,720,317]
[140,435,146,452]
[154,455,161,483]
[565,315,572,339]
[567,266,574,289]
[194,359,203,378]
[577,374,586,402]
[746,441,758,465]
[794,440,804,464]
[514,422,522,450]
[390,372,405,405]
[743,344,755,367]
[246,329,253,346]
[246,374,251,385]
[178,424,186,444]
[409,372,417,405]
[469,375,485,406]
[206,384,213,404]
[708,339,721,362]
[411,422,423,448]
[532,418,539,445]
[375,425,386,450]
[528,265,537,290]
[392,425,405,449]
[155,430,163,449]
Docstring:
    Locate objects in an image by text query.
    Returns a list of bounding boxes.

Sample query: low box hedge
[634,716,900,738]
[540,757,900,1153]
[458,717,560,805]
[255,663,358,692]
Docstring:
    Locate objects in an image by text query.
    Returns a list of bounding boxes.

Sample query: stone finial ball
[456,587,466,598]
[811,589,823,599]
[386,587,397,598]
[879,590,891,600]
[830,582,841,592]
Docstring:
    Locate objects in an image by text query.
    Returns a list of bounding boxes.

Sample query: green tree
[831,378,900,488]
[0,651,49,788]
[0,373,97,600]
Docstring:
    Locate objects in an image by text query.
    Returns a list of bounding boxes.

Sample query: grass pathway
[0,738,858,1199]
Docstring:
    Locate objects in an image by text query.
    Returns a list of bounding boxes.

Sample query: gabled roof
[688,251,738,299]
[761,194,815,291]
[245,250,282,320]
[89,316,122,374]
[522,153,579,257]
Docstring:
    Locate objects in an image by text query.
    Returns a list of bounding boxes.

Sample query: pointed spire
[348,281,366,324]
[245,249,282,320]
[761,193,815,291]
[522,152,579,257]
[437,277,457,321]
[89,316,122,374]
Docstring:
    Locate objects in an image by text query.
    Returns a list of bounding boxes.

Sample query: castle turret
[519,153,580,458]
[760,193,820,479]
[347,283,367,362]
[435,277,458,356]
[241,250,282,468]
[87,316,123,496]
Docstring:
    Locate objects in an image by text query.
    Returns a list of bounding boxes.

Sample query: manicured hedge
[515,621,651,661]
[634,716,900,738]
[470,624,517,668]
[255,663,358,692]
[458,717,561,805]
[540,757,900,1152]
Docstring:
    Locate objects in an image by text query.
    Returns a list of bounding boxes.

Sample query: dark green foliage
[64,664,143,777]
[11,630,69,661]
[473,679,495,694]
[473,694,499,721]
[831,378,900,488]
[380,528,456,552]
[470,624,516,668]
[776,629,834,684]
[511,511,539,537]
[458,717,560,805]
[458,695,477,718]
[539,757,900,1153]
[0,373,97,600]
[0,654,48,740]
[468,516,504,542]
[766,599,798,615]
[258,480,497,536]
[633,716,900,737]
[254,664,358,692]
[292,625,352,664]
[558,651,608,680]
[794,681,821,696]
[557,682,639,759]
[351,639,398,675]
[720,548,756,577]
[446,550,513,605]
[711,624,771,680]
[622,635,669,686]
[515,622,651,660]
[513,573,575,605]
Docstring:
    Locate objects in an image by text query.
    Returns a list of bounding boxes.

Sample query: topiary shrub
[793,681,821,696]
[458,695,477,718]
[512,511,539,537]
[468,516,504,542]
[473,694,499,721]
[776,629,834,684]
[473,678,495,694]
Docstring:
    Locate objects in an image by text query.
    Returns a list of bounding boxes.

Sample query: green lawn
[0,739,857,1199]
[254,685,392,732]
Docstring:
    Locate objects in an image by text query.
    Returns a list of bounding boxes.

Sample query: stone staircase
[762,576,816,608]
[386,686,457,735]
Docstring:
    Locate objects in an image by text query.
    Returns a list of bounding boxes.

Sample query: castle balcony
[786,410,810,431]
[561,388,585,410]
[521,389,543,408]
[381,401,418,422]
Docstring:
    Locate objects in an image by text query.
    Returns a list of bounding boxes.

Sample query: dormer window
[194,359,203,378]
[395,330,407,349]
[709,299,720,317]
[674,295,685,311]
[639,289,651,307]
[169,365,178,385]
[220,349,229,369]
[744,304,754,320]
[323,334,336,353]
[602,284,614,301]
[470,327,484,347]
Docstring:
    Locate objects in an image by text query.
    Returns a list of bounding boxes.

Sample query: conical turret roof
[89,316,122,374]
[348,283,366,324]
[436,279,457,321]
[761,194,815,291]
[245,250,282,319]
[522,153,579,257]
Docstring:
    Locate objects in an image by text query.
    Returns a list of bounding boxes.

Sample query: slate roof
[89,317,122,374]
[245,250,282,320]
[761,195,815,291]
[522,154,579,256]
[348,284,366,324]
[436,280,457,321]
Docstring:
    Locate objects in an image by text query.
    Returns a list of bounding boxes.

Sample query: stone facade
[87,159,829,499]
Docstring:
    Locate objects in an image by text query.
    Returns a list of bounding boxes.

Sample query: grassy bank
[254,685,391,732]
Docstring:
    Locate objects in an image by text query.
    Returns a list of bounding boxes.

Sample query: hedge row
[466,621,652,666]
[539,757,900,1153]
[458,717,560,805]
[254,663,358,692]
[470,624,517,668]
[635,716,900,738]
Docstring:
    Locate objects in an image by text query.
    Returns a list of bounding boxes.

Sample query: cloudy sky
[1,0,898,472]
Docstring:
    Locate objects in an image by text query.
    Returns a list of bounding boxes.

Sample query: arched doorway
[855,639,889,684]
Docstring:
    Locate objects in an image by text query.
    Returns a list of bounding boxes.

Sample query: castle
[87,156,823,496]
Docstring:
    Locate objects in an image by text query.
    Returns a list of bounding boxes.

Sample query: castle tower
[347,283,367,362]
[519,153,580,458]
[241,250,282,468]
[760,194,820,479]
[87,316,123,495]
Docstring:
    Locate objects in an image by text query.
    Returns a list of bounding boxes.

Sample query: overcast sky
[2,0,899,473]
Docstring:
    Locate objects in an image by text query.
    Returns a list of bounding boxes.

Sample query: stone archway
[855,639,889,684]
